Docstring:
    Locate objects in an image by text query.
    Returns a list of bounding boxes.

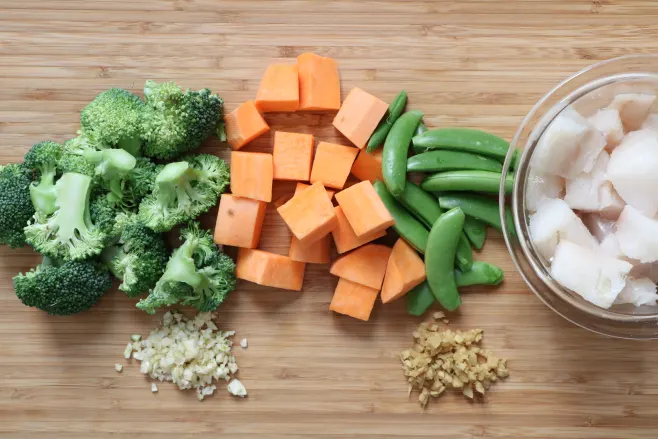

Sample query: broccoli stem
[29,162,57,215]
[52,173,94,245]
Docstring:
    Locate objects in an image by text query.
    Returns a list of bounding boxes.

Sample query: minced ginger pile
[400,312,509,407]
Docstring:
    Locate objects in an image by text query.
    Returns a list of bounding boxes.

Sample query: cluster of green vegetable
[1,81,236,316]
[368,91,513,316]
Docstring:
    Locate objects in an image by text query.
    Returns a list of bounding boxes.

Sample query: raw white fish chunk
[641,113,658,132]
[609,93,656,131]
[529,198,598,260]
[600,234,623,258]
[532,108,605,178]
[614,277,658,307]
[564,151,609,211]
[582,213,616,241]
[598,181,625,220]
[615,205,658,263]
[606,129,658,217]
[588,108,625,149]
[525,167,564,212]
[551,240,632,309]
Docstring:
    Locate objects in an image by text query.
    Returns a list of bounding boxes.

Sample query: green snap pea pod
[415,121,428,136]
[420,170,514,195]
[366,90,408,153]
[510,148,521,170]
[463,216,487,250]
[406,281,435,316]
[407,150,503,174]
[397,181,472,270]
[455,233,473,271]
[373,180,428,253]
[397,181,443,229]
[455,261,504,287]
[425,207,465,311]
[382,110,423,197]
[412,128,510,160]
[438,193,515,237]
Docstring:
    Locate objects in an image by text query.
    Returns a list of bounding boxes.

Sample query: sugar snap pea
[438,193,515,237]
[425,207,465,311]
[463,216,487,250]
[382,110,423,197]
[407,150,503,173]
[415,121,428,136]
[454,261,504,287]
[397,181,443,229]
[420,170,514,195]
[406,281,435,316]
[373,180,428,253]
[412,128,510,160]
[366,90,408,153]
[397,181,472,270]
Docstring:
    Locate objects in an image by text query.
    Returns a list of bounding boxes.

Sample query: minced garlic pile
[400,312,509,407]
[124,310,246,400]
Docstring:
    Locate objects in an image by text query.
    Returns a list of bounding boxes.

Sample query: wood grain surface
[2,1,658,438]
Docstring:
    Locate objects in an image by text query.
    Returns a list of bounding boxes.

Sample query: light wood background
[2,1,658,438]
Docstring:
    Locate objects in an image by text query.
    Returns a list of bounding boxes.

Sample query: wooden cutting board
[2,1,658,438]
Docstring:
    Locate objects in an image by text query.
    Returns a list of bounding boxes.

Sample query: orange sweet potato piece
[230,151,273,202]
[331,206,386,254]
[255,64,299,112]
[334,180,395,237]
[330,244,392,290]
[309,141,359,190]
[297,53,341,111]
[289,234,331,264]
[381,238,426,303]
[329,278,379,321]
[273,194,293,209]
[224,100,270,151]
[351,149,383,183]
[294,182,335,200]
[277,181,337,245]
[213,194,267,249]
[332,87,388,149]
[236,248,306,291]
[273,131,314,181]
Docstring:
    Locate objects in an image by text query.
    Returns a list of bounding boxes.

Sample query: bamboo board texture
[2,1,658,438]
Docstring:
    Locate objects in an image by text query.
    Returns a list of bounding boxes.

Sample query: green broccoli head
[128,157,160,201]
[13,256,112,316]
[23,141,63,215]
[80,88,145,156]
[138,157,227,232]
[181,153,230,193]
[136,222,236,314]
[141,80,224,160]
[101,214,169,297]
[0,164,35,248]
[24,172,108,261]
[59,135,98,177]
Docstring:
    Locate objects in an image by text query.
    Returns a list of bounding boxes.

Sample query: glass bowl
[500,55,658,339]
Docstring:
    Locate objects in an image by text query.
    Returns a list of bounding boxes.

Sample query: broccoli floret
[129,157,160,201]
[24,172,107,261]
[101,214,169,297]
[138,156,228,232]
[0,164,35,248]
[89,192,123,243]
[59,135,98,176]
[141,80,224,160]
[23,141,63,215]
[80,88,145,156]
[13,256,112,315]
[136,222,235,314]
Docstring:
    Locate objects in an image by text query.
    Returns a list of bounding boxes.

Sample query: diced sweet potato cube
[331,206,386,254]
[297,53,341,111]
[330,244,392,290]
[273,131,314,181]
[213,194,267,249]
[236,248,306,291]
[329,278,379,321]
[277,181,337,245]
[289,234,331,264]
[255,64,299,112]
[351,149,383,182]
[335,180,395,237]
[310,141,359,190]
[381,238,426,303]
[295,182,335,200]
[333,87,388,149]
[224,100,270,151]
[230,151,273,202]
